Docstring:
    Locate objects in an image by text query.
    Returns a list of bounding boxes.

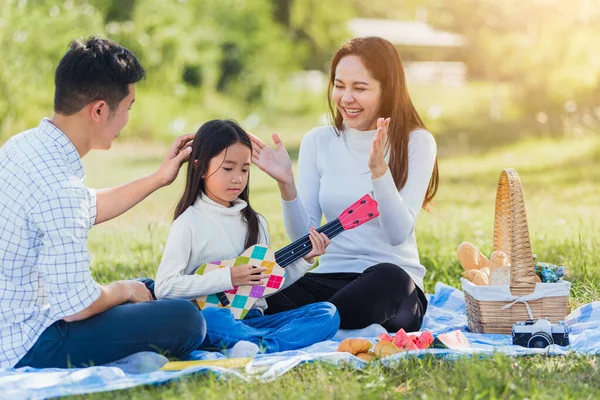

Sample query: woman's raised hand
[248,132,294,185]
[368,117,390,179]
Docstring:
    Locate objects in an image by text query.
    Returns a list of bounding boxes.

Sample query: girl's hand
[249,132,294,185]
[230,265,268,287]
[303,228,331,264]
[368,117,390,179]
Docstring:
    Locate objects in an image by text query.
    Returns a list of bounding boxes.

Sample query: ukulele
[194,194,379,319]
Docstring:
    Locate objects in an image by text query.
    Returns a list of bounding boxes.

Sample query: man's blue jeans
[15,280,206,369]
[200,302,340,353]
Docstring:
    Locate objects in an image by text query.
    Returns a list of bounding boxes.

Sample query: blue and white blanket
[2,282,599,400]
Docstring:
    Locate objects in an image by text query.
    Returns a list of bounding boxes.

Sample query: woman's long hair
[326,37,439,208]
[174,119,261,248]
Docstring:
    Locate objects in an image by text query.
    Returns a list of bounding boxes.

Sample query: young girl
[155,119,339,353]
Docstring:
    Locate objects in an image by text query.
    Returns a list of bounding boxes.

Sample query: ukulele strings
[274,220,344,267]
[275,200,371,266]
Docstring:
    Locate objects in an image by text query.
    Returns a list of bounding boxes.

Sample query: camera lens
[527,332,553,349]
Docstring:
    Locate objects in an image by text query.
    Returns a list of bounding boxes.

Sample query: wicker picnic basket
[462,168,570,334]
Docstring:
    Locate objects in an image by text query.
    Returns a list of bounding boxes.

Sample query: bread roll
[337,338,372,355]
[488,250,511,286]
[489,250,510,270]
[464,269,490,285]
[472,270,490,286]
[457,242,491,271]
[356,352,375,362]
[373,341,403,357]
[489,266,510,286]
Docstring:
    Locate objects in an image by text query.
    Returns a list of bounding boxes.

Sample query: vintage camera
[512,318,570,348]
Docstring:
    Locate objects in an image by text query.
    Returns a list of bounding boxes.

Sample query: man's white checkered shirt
[0,119,101,368]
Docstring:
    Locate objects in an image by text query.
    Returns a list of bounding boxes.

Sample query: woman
[250,37,438,332]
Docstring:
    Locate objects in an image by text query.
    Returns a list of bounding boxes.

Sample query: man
[0,37,205,369]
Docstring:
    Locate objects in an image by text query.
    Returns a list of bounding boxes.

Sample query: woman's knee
[364,262,405,277]
[363,263,415,293]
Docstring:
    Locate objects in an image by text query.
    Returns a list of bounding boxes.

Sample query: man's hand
[152,133,194,187]
[63,280,152,323]
[230,265,268,287]
[121,280,154,303]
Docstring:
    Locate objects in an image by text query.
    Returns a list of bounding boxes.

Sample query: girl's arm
[155,218,233,300]
[373,130,437,246]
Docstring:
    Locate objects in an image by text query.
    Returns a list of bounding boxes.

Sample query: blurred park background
[2,0,599,153]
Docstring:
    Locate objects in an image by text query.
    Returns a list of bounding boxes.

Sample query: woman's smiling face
[332,55,381,131]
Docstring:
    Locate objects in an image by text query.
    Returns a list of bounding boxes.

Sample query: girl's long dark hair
[174,119,261,248]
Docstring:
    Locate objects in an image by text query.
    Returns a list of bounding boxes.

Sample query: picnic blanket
[2,282,600,400]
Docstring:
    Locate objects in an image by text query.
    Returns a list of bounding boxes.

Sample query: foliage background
[1,0,599,144]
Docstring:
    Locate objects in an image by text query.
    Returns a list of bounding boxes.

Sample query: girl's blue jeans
[200,302,340,353]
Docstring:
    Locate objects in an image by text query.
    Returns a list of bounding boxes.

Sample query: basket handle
[493,169,537,296]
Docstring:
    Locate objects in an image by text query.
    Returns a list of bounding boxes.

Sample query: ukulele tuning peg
[368,213,373,217]
[348,209,353,213]
[354,220,359,224]
[361,200,366,204]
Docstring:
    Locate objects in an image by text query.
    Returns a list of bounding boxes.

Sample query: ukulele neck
[273,219,344,268]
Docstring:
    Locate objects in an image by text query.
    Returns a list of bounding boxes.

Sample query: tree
[0,0,104,139]
[428,0,600,130]
[270,0,354,70]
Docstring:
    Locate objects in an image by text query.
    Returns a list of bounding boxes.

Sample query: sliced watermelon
[392,329,419,351]
[377,333,394,343]
[377,330,434,351]
[392,329,410,348]
[402,339,420,351]
[432,330,470,350]
[411,331,434,350]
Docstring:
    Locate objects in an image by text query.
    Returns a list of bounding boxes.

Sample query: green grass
[77,131,599,398]
[74,355,600,399]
